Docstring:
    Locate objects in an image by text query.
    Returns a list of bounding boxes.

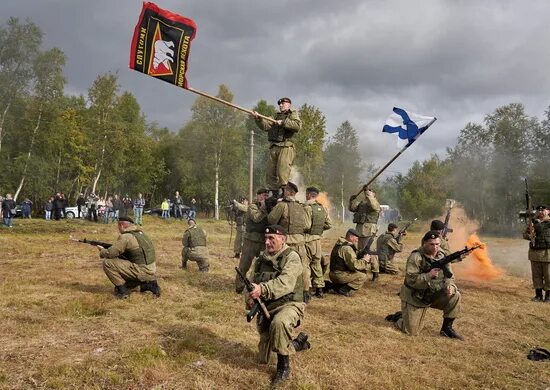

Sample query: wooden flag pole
[354,117,437,197]
[186,86,277,123]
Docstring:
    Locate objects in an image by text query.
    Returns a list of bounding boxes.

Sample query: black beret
[430,220,445,230]
[306,186,320,194]
[535,205,548,210]
[286,181,298,193]
[346,228,361,238]
[277,97,291,105]
[422,230,441,242]
[256,188,269,195]
[265,225,287,235]
[388,223,398,230]
[118,216,134,224]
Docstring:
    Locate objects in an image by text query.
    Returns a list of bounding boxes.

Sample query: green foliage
[294,103,326,184]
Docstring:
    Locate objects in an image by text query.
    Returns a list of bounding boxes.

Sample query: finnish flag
[383,107,435,145]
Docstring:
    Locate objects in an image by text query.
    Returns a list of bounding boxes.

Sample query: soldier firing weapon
[70,237,128,260]
[397,218,417,242]
[424,244,483,279]
[235,267,271,322]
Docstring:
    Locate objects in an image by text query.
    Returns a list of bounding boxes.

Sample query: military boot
[140,280,161,297]
[272,354,290,386]
[303,291,311,304]
[292,332,311,352]
[314,287,324,298]
[181,261,188,270]
[372,272,379,282]
[336,285,353,297]
[531,288,543,302]
[544,290,550,303]
[385,311,402,322]
[114,284,129,299]
[440,318,464,341]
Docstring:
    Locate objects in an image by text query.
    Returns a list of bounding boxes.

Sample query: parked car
[145,203,191,218]
[64,206,79,219]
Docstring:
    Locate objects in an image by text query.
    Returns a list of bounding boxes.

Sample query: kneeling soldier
[181,218,209,272]
[393,231,463,340]
[328,228,370,296]
[248,225,310,386]
[99,216,160,299]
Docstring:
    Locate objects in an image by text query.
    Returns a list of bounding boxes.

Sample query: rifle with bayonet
[424,245,481,278]
[235,267,271,322]
[71,238,112,248]
[524,178,535,245]
[397,218,417,242]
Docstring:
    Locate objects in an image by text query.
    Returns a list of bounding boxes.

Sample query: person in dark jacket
[2,193,16,227]
[21,198,33,218]
[76,193,86,218]
[53,192,64,221]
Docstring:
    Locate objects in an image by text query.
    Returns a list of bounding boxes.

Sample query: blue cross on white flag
[382,107,436,146]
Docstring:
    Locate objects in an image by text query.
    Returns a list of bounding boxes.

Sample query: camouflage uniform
[396,246,461,336]
[349,189,380,273]
[377,231,403,274]
[182,224,210,272]
[255,109,302,189]
[100,225,157,286]
[268,196,312,291]
[523,216,550,291]
[233,207,246,255]
[329,238,368,291]
[252,244,305,364]
[234,201,268,293]
[304,199,331,288]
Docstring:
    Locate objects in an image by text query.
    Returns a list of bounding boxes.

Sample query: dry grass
[0,217,548,390]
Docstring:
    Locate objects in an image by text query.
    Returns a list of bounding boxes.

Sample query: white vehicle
[64,206,80,219]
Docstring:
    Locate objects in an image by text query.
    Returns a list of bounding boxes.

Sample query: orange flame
[454,234,502,281]
[316,192,331,213]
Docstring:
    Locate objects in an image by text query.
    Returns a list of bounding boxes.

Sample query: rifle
[358,235,377,258]
[235,267,271,322]
[397,218,417,242]
[71,238,112,248]
[442,208,453,239]
[424,245,481,278]
[524,178,535,245]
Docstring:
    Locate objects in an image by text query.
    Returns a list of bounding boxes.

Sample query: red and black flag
[129,2,197,89]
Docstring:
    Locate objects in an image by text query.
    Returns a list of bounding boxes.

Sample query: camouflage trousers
[102,258,156,286]
[329,270,368,291]
[379,254,399,275]
[396,290,461,336]
[182,246,210,271]
[257,303,305,364]
[233,225,245,254]
[235,239,265,293]
[288,242,309,291]
[305,239,325,288]
[267,144,295,189]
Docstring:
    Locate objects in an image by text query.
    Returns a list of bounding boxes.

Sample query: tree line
[2,17,548,233]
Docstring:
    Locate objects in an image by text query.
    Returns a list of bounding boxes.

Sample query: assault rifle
[524,178,535,245]
[358,235,377,258]
[442,207,454,239]
[235,267,271,322]
[71,238,112,248]
[424,245,481,278]
[397,218,417,242]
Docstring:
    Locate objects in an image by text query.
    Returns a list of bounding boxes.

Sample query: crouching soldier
[247,225,310,386]
[388,231,464,340]
[98,216,160,299]
[181,218,210,272]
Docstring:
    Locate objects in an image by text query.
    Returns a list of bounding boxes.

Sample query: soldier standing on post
[349,187,381,281]
[268,182,312,302]
[304,186,331,298]
[251,97,302,196]
[247,225,311,386]
[377,223,404,275]
[523,205,550,302]
[98,216,161,299]
[181,218,210,272]
[233,189,269,294]
[233,196,248,258]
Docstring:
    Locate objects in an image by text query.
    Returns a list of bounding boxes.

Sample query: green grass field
[0,217,548,389]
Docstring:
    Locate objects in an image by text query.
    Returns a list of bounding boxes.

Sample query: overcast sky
[4,0,550,179]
